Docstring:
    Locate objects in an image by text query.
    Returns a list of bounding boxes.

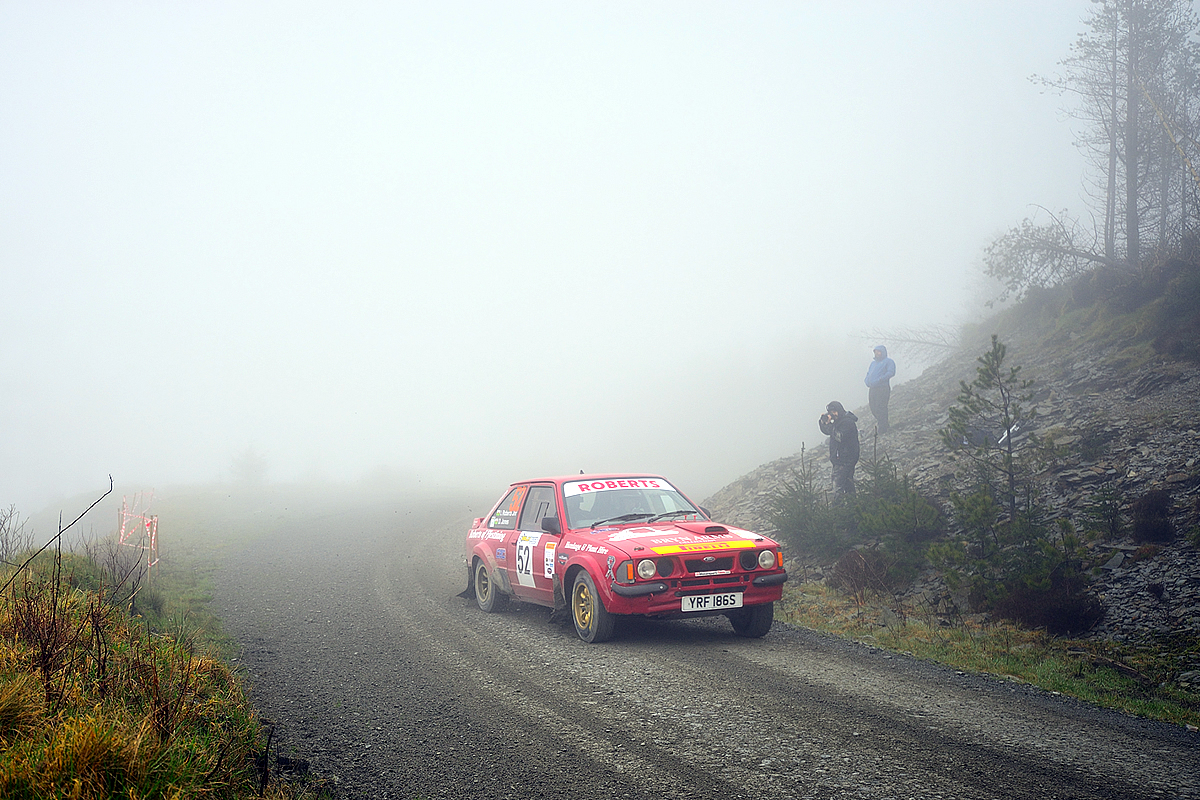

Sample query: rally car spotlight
[758,549,777,569]
[637,559,657,580]
[655,557,675,577]
[739,550,759,571]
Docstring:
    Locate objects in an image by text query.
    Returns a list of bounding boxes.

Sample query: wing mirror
[541,516,561,535]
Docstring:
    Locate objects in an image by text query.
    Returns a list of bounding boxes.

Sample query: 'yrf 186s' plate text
[682,593,743,612]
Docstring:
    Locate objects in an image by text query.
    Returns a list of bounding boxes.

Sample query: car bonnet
[587,520,770,556]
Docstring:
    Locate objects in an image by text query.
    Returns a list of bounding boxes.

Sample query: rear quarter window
[488,486,528,530]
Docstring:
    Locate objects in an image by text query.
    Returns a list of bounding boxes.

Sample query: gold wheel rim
[477,567,490,601]
[573,582,593,630]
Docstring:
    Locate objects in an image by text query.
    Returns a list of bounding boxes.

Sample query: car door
[506,483,560,606]
[475,484,530,593]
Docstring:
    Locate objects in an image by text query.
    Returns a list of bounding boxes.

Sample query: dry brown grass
[0,556,267,799]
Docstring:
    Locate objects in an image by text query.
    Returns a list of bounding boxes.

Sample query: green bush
[768,453,858,562]
[769,452,945,591]
[1153,259,1200,361]
[992,520,1102,635]
[1132,489,1175,543]
[1080,483,1124,540]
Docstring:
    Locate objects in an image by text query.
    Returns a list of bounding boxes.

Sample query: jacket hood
[873,345,888,358]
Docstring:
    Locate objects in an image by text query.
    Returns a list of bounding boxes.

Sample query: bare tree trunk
[1160,133,1171,250]
[1106,21,1120,262]
[1125,0,1142,269]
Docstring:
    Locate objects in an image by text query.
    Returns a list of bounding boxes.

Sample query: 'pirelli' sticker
[651,540,756,555]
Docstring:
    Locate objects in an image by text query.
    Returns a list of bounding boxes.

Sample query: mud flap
[457,563,475,599]
[548,574,570,624]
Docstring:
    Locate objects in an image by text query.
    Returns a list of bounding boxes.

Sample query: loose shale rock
[704,317,1200,645]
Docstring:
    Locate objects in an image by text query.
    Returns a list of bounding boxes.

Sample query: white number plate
[681,593,743,612]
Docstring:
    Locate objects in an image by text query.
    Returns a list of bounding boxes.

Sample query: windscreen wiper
[591,513,654,529]
[647,510,703,523]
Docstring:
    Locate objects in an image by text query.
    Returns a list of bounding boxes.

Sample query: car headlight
[758,549,777,569]
[637,559,657,580]
[739,550,759,570]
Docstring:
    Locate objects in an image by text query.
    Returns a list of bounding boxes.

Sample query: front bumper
[606,569,787,615]
[752,571,788,587]
[611,581,670,597]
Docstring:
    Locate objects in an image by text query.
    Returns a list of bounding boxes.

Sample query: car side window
[488,486,528,530]
[517,485,557,531]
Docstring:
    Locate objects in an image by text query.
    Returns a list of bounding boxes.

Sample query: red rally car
[463,474,787,643]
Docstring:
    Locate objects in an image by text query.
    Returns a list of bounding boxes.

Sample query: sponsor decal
[496,548,506,561]
[489,509,518,527]
[504,486,529,511]
[605,526,661,542]
[562,541,610,555]
[651,540,756,555]
[543,542,556,578]
[563,478,665,497]
[605,555,616,580]
[515,532,541,587]
[468,530,507,541]
[694,569,732,577]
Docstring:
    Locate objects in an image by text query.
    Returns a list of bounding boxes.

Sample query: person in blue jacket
[864,345,896,433]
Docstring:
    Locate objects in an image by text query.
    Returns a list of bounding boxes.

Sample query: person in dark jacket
[864,344,896,433]
[818,401,859,494]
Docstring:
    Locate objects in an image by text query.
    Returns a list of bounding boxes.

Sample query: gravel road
[212,493,1199,800]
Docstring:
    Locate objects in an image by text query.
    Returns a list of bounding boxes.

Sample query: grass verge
[0,545,334,799]
[778,580,1200,729]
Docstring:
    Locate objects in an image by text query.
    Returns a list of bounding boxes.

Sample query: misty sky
[3,2,1097,513]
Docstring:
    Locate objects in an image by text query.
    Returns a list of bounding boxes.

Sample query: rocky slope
[704,306,1200,644]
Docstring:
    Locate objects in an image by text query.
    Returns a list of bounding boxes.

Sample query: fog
[2,2,1093,513]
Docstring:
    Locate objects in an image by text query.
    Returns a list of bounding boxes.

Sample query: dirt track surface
[212,494,1200,800]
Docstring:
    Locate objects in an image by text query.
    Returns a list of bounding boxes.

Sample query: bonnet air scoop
[674,521,732,536]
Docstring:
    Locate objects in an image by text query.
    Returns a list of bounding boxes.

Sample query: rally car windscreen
[562,478,703,530]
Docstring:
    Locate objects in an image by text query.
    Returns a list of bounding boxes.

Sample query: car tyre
[474,559,508,613]
[571,570,615,643]
[728,601,773,638]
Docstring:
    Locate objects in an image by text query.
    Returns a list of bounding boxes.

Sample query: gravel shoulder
[212,494,1200,800]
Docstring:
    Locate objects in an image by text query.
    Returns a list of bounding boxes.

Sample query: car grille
[680,576,744,588]
[684,556,733,573]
